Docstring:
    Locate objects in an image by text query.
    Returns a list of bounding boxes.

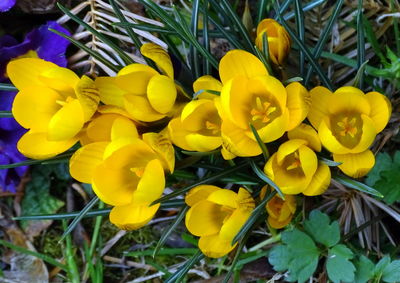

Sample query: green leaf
[382,260,400,282]
[356,0,365,89]
[0,83,17,91]
[375,256,391,276]
[333,174,384,198]
[164,250,204,283]
[354,255,375,283]
[281,229,320,283]
[326,244,355,283]
[249,160,284,199]
[0,111,13,118]
[268,245,290,272]
[304,210,340,248]
[366,151,400,204]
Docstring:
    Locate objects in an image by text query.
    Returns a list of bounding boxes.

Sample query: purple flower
[0,0,16,12]
[0,21,70,192]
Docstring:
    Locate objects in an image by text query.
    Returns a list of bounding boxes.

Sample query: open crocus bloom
[95,43,177,122]
[307,86,392,177]
[255,18,291,65]
[168,75,222,152]
[264,124,331,195]
[70,133,174,230]
[185,185,255,258]
[217,50,310,159]
[7,58,99,159]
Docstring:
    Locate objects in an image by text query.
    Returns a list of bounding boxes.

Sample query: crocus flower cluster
[6,18,392,259]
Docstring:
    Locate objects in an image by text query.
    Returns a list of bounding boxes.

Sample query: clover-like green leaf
[326,244,355,283]
[354,255,375,283]
[382,260,400,282]
[304,210,340,247]
[268,245,290,272]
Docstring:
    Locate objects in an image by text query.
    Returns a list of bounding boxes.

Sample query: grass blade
[0,83,17,91]
[114,22,176,34]
[294,0,305,76]
[60,197,99,241]
[353,60,369,87]
[333,174,384,198]
[127,247,197,257]
[62,220,80,283]
[57,3,134,65]
[0,151,73,169]
[49,28,120,73]
[257,0,268,24]
[0,111,13,118]
[153,205,190,257]
[249,160,284,199]
[357,0,365,89]
[318,156,341,166]
[207,15,245,50]
[304,0,344,85]
[152,161,249,205]
[13,208,111,221]
[283,0,326,21]
[0,239,67,270]
[249,123,269,161]
[202,0,211,74]
[164,250,205,283]
[190,0,201,78]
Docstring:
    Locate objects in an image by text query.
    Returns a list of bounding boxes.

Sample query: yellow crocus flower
[185,185,255,258]
[264,124,331,195]
[95,43,177,122]
[70,133,174,230]
[266,194,296,229]
[7,58,100,159]
[307,86,392,177]
[217,50,310,158]
[168,75,222,152]
[255,18,291,65]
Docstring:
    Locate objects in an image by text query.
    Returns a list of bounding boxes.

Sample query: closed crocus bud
[185,185,255,258]
[255,18,291,65]
[307,86,392,178]
[267,194,297,229]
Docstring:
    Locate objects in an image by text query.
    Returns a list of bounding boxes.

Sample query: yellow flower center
[55,96,75,107]
[337,117,358,138]
[130,167,145,177]
[285,151,301,171]
[205,120,220,135]
[282,151,304,177]
[250,97,277,123]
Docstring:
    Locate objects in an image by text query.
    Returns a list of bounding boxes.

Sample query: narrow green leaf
[356,0,365,89]
[283,0,326,20]
[49,29,120,73]
[190,0,201,78]
[319,156,342,166]
[153,205,189,257]
[62,220,80,283]
[333,174,384,198]
[152,161,249,205]
[13,208,111,221]
[60,197,99,241]
[304,0,344,85]
[202,0,211,74]
[294,0,305,76]
[208,16,245,50]
[276,9,334,90]
[0,239,67,270]
[0,151,73,169]
[353,60,370,87]
[180,149,220,156]
[249,160,284,199]
[284,77,303,84]
[257,0,268,24]
[113,22,176,34]
[249,123,269,161]
[57,3,134,65]
[0,111,13,118]
[362,15,386,63]
[126,247,197,257]
[0,83,17,91]
[164,250,204,283]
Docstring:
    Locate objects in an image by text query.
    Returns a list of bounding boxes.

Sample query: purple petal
[0,0,16,12]
[26,21,71,67]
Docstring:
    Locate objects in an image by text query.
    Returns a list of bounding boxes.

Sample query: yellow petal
[142,132,175,173]
[69,142,108,183]
[329,86,370,116]
[6,58,57,90]
[118,63,159,76]
[198,234,236,258]
[318,118,349,154]
[47,99,84,141]
[255,110,289,143]
[219,208,252,242]
[333,150,375,178]
[85,114,129,142]
[168,118,192,150]
[116,71,154,95]
[276,139,307,164]
[288,123,321,152]
[140,43,174,78]
[185,200,228,236]
[247,75,287,110]
[219,49,268,84]
[298,145,318,179]
[92,162,138,206]
[111,116,138,141]
[110,203,160,230]
[74,75,100,121]
[193,75,222,99]
[17,130,77,159]
[207,189,238,209]
[185,185,220,207]
[12,86,60,131]
[365,91,392,133]
[307,86,331,129]
[95,76,125,107]
[38,67,79,95]
[124,94,166,122]
[133,159,165,203]
[186,134,222,152]
[302,162,331,196]
[147,74,177,114]
[268,215,293,229]
[348,114,377,153]
[286,82,311,131]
